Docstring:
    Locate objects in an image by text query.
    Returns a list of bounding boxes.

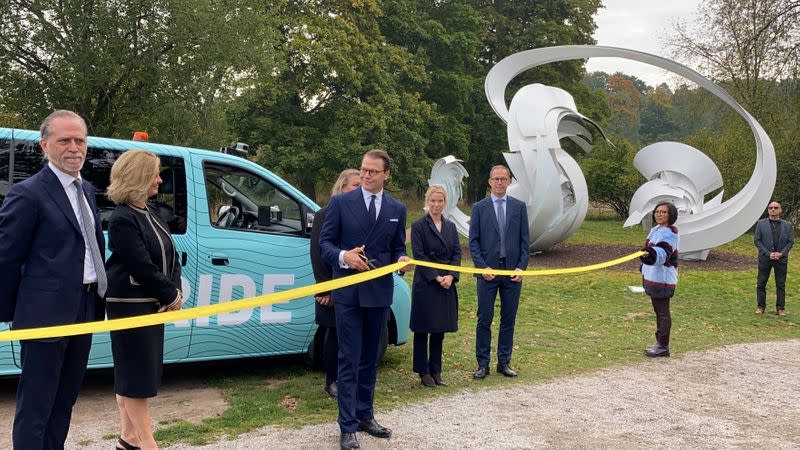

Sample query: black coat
[309,205,335,328]
[410,214,460,333]
[105,204,181,307]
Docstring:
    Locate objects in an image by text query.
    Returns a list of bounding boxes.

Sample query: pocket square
[389,218,399,222]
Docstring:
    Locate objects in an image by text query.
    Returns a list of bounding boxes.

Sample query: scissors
[356,248,377,270]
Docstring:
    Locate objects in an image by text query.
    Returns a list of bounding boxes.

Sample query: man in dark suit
[319,149,410,450]
[0,110,107,450]
[754,201,793,316]
[469,165,529,380]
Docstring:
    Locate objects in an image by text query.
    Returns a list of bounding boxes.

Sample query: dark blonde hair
[331,169,360,196]
[425,184,447,205]
[107,150,160,205]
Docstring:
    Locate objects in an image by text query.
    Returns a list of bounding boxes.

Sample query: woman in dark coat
[106,150,182,450]
[309,169,360,398]
[410,184,461,387]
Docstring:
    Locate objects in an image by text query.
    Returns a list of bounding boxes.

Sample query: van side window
[11,139,44,183]
[0,138,9,202]
[80,148,188,234]
[10,142,188,234]
[204,162,304,236]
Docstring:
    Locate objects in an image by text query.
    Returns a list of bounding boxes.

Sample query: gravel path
[85,339,799,449]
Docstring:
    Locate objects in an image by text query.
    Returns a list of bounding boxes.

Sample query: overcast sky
[586,0,702,87]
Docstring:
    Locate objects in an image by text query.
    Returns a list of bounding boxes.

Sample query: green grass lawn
[154,219,798,445]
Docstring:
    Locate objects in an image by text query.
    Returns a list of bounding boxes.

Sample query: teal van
[0,128,411,375]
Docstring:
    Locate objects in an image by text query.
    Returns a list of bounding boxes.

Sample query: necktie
[73,180,108,296]
[496,198,506,258]
[368,194,377,225]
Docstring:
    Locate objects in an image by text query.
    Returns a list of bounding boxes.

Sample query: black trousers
[413,332,444,375]
[650,297,671,348]
[756,259,788,311]
[322,326,339,385]
[13,290,95,450]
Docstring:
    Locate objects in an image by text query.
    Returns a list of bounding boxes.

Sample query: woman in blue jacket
[639,202,679,357]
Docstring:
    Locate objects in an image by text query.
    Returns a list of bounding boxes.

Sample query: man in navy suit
[319,149,410,450]
[0,110,107,450]
[469,165,529,380]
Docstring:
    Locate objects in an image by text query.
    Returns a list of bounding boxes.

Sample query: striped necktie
[73,180,107,297]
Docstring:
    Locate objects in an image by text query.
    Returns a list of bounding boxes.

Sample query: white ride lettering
[260,274,293,324]
[183,273,295,327]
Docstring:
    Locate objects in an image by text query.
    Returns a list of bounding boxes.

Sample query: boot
[645,344,670,357]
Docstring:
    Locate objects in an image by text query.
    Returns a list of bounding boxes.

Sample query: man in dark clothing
[754,201,793,316]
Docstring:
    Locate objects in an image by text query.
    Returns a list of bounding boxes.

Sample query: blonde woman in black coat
[410,185,461,387]
[106,150,182,450]
[309,169,360,398]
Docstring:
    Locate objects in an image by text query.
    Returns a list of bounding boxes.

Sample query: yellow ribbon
[0,251,644,342]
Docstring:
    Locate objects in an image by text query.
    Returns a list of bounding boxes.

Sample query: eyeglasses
[360,168,386,177]
[489,177,510,183]
[654,210,669,215]
[768,206,780,210]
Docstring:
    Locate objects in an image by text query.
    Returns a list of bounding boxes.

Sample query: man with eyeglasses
[319,149,411,450]
[754,201,793,316]
[469,165,529,380]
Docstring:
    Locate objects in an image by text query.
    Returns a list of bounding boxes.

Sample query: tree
[0,0,274,148]
[579,137,641,218]
[669,0,800,116]
[669,0,800,223]
[606,74,641,143]
[230,0,439,201]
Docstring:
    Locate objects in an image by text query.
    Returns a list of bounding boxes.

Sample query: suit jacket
[754,218,793,262]
[105,204,181,307]
[409,214,460,333]
[319,187,407,308]
[0,166,106,330]
[468,195,530,274]
[309,205,335,328]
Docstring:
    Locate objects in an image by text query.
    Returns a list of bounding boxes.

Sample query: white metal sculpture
[430,83,607,251]
[624,142,724,260]
[431,46,776,258]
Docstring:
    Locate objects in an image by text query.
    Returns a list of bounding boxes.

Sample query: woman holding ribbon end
[410,184,461,387]
[639,201,679,358]
[106,150,183,450]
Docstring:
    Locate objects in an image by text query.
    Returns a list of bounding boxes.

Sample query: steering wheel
[216,205,241,228]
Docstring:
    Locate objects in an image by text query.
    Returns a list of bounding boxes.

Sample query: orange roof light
[132,131,149,142]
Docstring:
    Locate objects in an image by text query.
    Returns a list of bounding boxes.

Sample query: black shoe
[340,432,360,450]
[645,346,670,357]
[116,437,140,450]
[496,364,517,377]
[431,373,447,387]
[325,381,338,398]
[473,366,489,379]
[420,373,436,387]
[357,418,392,438]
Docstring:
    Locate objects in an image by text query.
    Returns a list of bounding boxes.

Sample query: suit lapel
[342,189,371,238]
[426,214,447,247]
[41,167,81,236]
[487,198,501,236]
